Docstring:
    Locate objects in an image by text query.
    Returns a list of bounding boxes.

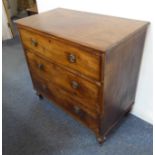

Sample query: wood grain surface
[20,28,101,81]
[26,51,100,118]
[32,76,100,134]
[16,8,149,143]
[16,8,149,51]
[101,27,148,136]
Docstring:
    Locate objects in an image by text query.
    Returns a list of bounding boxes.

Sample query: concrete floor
[2,36,153,155]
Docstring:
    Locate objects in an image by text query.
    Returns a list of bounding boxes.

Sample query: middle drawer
[26,51,100,117]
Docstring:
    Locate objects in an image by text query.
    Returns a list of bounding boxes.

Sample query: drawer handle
[71,80,79,89]
[68,53,76,63]
[38,64,44,70]
[31,39,38,47]
[73,106,80,114]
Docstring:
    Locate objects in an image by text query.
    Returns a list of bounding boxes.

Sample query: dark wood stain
[26,51,100,118]
[16,8,149,144]
[101,27,148,137]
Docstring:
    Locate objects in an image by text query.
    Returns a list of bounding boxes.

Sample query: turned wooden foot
[96,136,106,144]
[36,92,44,100]
[124,106,132,117]
[38,94,43,100]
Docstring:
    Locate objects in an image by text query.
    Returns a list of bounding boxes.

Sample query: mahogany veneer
[16,8,149,144]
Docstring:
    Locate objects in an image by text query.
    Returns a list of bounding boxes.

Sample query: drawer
[32,77,99,133]
[20,28,100,81]
[26,51,100,117]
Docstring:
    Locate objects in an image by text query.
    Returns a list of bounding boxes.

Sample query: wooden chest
[16,8,149,144]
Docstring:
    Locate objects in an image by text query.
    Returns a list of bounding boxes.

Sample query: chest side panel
[102,27,148,135]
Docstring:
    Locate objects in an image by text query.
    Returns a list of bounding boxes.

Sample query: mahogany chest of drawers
[16,8,149,144]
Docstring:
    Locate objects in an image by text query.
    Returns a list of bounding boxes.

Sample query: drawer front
[20,28,100,81]
[32,77,99,133]
[26,51,100,117]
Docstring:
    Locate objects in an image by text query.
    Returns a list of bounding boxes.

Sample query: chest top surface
[16,8,148,52]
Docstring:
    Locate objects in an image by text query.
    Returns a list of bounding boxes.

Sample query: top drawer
[19,28,101,81]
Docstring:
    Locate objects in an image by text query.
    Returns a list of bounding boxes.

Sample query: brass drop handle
[71,80,79,89]
[68,53,76,63]
[73,106,80,114]
[31,39,38,47]
[38,64,44,70]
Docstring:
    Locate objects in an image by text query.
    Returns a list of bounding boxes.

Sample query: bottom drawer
[32,77,99,134]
